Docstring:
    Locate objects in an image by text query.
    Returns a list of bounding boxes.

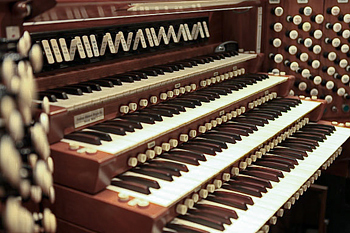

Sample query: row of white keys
[105,101,322,207]
[47,53,257,110]
[228,127,350,233]
[61,75,289,154]
[167,126,350,233]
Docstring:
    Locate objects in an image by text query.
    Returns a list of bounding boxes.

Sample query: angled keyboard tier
[51,97,339,233]
[50,73,297,194]
[39,52,260,143]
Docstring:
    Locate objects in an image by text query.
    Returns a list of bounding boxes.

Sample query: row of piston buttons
[118,68,246,114]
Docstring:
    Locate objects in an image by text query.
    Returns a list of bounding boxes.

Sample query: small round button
[326,81,335,90]
[302,6,312,16]
[274,54,283,63]
[302,22,312,32]
[312,45,322,54]
[310,88,318,96]
[273,7,284,17]
[272,38,282,48]
[314,14,324,24]
[287,45,298,55]
[298,82,307,91]
[325,95,333,103]
[299,53,309,62]
[333,23,342,33]
[327,66,336,76]
[313,76,322,85]
[293,15,302,25]
[311,60,320,69]
[301,69,311,78]
[288,30,299,40]
[332,38,341,47]
[303,38,313,47]
[339,59,348,68]
[312,30,323,39]
[343,14,350,23]
[290,61,299,71]
[337,87,346,96]
[330,6,340,16]
[328,52,337,61]
[342,30,350,39]
[341,74,350,83]
[273,22,283,32]
[341,44,350,54]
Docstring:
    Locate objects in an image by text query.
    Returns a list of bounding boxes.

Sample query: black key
[179,144,216,156]
[177,97,202,106]
[69,84,93,93]
[118,175,160,189]
[194,137,228,149]
[167,100,196,108]
[55,87,83,95]
[46,90,68,99]
[120,114,155,124]
[160,153,200,166]
[142,164,181,177]
[126,72,148,79]
[39,93,57,102]
[149,105,180,114]
[110,75,134,83]
[102,121,135,132]
[139,108,173,117]
[85,80,114,87]
[255,160,291,172]
[166,223,210,233]
[132,167,173,181]
[200,133,236,144]
[112,119,143,129]
[76,130,112,141]
[185,141,222,152]
[133,112,163,121]
[101,78,123,85]
[214,190,254,205]
[88,125,126,135]
[153,66,173,73]
[206,195,248,210]
[110,180,150,194]
[169,149,207,161]
[178,214,225,231]
[82,82,102,91]
[195,203,238,219]
[150,160,188,172]
[158,103,186,112]
[64,132,101,145]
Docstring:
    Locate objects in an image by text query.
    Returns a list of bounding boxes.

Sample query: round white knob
[301,69,311,78]
[325,95,333,103]
[337,87,346,96]
[313,76,322,85]
[343,14,350,23]
[341,74,349,83]
[289,30,299,40]
[330,6,340,16]
[303,38,313,47]
[313,30,323,39]
[310,88,318,96]
[293,15,302,25]
[342,30,350,39]
[333,23,342,33]
[314,14,324,24]
[298,82,307,91]
[313,45,322,54]
[274,7,284,16]
[273,22,283,32]
[339,59,348,68]
[326,81,334,90]
[302,6,312,16]
[327,66,336,76]
[302,22,312,32]
[328,52,337,61]
[299,53,309,62]
[288,45,298,55]
[341,44,350,53]
[332,38,341,47]
[272,38,282,48]
[311,60,320,69]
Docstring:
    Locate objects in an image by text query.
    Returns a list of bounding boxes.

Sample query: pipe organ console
[1,0,350,232]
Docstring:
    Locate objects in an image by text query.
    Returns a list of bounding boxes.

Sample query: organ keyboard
[4,0,350,232]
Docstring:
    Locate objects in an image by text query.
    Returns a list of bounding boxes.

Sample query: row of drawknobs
[0,32,56,232]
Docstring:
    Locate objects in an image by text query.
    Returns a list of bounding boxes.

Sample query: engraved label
[41,40,55,64]
[75,36,86,59]
[202,21,210,37]
[177,24,188,41]
[106,33,116,54]
[269,0,280,3]
[99,35,108,56]
[338,0,348,2]
[174,83,181,88]
[59,38,71,61]
[82,35,93,58]
[167,25,178,43]
[158,26,169,45]
[114,32,122,53]
[89,35,99,57]
[147,141,156,149]
[139,29,147,48]
[119,32,128,51]
[69,38,77,60]
[74,108,104,128]
[50,39,63,63]
[191,24,198,39]
[297,0,308,3]
[197,22,205,38]
[145,28,154,47]
[150,28,159,46]
[184,24,193,40]
[126,32,133,51]
[133,30,141,50]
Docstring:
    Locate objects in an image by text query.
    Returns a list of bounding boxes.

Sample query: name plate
[74,108,104,128]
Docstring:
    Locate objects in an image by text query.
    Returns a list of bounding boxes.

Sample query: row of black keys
[39,51,238,102]
[64,73,268,145]
[110,98,302,195]
[162,123,335,233]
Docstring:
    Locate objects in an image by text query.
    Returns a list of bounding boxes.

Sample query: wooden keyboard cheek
[51,142,118,194]
[53,184,172,233]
